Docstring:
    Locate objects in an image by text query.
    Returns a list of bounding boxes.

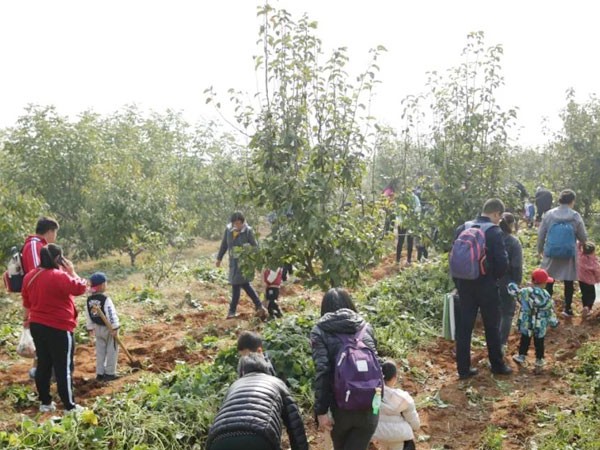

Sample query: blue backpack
[449,221,496,280]
[544,222,576,258]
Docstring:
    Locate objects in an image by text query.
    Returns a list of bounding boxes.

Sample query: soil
[1,240,598,450]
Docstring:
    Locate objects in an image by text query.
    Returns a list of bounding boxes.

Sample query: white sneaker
[39,402,56,413]
[66,404,85,414]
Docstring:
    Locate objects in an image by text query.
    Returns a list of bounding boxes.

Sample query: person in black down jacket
[205,352,308,450]
[310,288,380,450]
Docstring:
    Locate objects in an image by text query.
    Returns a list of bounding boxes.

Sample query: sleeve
[310,327,333,415]
[104,297,120,329]
[216,228,228,261]
[247,228,258,248]
[537,214,550,255]
[84,301,94,330]
[548,299,559,328]
[401,396,421,432]
[489,227,508,280]
[59,274,88,297]
[511,238,524,284]
[281,385,309,450]
[574,213,588,244]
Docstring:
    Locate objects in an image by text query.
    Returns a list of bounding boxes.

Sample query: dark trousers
[518,334,545,360]
[455,280,504,376]
[209,433,274,450]
[29,322,76,410]
[579,281,596,308]
[230,283,262,314]
[546,280,574,312]
[282,263,293,282]
[396,229,414,263]
[416,245,428,261]
[498,286,516,346]
[331,408,379,450]
[404,441,416,450]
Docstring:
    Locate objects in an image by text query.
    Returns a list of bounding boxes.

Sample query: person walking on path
[534,187,553,226]
[451,198,512,380]
[216,211,267,320]
[537,189,587,317]
[577,242,600,319]
[497,213,523,351]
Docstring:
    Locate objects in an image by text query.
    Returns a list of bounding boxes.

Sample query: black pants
[230,283,262,314]
[518,334,545,360]
[579,281,596,308]
[331,408,379,450]
[396,229,414,263]
[404,441,416,450]
[546,280,574,312]
[209,433,274,450]
[281,263,293,282]
[265,287,283,318]
[455,280,504,376]
[29,322,76,410]
[416,245,428,261]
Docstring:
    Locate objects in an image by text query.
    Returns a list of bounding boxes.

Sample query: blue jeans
[230,283,262,314]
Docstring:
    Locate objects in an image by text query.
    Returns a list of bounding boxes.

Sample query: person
[452,198,512,379]
[524,198,535,229]
[534,187,553,225]
[85,272,120,382]
[510,269,559,372]
[216,211,267,320]
[537,189,587,317]
[577,242,600,319]
[371,361,420,450]
[396,190,421,265]
[21,244,87,412]
[310,288,381,450]
[497,213,523,351]
[205,353,309,450]
[263,267,284,318]
[237,330,276,376]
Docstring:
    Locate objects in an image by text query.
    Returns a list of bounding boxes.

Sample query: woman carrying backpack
[310,288,382,450]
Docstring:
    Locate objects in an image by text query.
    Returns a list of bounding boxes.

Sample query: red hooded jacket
[21,235,47,274]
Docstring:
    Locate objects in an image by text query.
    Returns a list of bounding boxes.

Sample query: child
[578,242,600,319]
[509,268,559,372]
[524,198,535,229]
[263,267,283,318]
[85,272,120,381]
[237,331,276,376]
[372,361,420,450]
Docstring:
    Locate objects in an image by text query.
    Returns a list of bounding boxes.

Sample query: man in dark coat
[535,187,553,224]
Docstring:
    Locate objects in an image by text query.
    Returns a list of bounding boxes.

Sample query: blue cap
[90,272,107,287]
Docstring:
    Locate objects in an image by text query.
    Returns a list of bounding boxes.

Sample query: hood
[237,352,273,377]
[317,308,365,334]
[552,205,577,221]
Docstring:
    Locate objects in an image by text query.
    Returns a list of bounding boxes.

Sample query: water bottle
[372,387,382,415]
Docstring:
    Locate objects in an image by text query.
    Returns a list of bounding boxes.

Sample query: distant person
[497,213,523,351]
[577,242,600,319]
[263,267,284,318]
[382,180,398,235]
[205,353,309,450]
[537,189,587,317]
[310,288,382,450]
[216,211,267,320]
[371,361,420,450]
[524,198,535,229]
[509,269,559,372]
[85,272,120,382]
[396,190,421,265]
[450,198,512,379]
[22,244,87,413]
[534,187,553,225]
[237,330,276,376]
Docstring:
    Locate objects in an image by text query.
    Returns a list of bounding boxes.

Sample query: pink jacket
[578,247,600,285]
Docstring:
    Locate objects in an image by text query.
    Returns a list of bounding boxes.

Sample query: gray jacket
[538,205,587,281]
[216,223,258,285]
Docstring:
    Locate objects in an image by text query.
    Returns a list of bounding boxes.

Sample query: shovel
[91,305,143,370]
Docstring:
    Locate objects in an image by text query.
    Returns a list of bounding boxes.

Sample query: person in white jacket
[372,361,420,450]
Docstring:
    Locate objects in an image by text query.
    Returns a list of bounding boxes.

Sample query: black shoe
[491,365,513,375]
[96,374,105,381]
[458,368,478,380]
[103,374,120,382]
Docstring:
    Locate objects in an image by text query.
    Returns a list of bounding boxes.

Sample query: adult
[396,190,421,265]
[206,353,308,450]
[537,189,587,317]
[534,187,553,225]
[310,288,380,450]
[21,244,87,412]
[497,213,523,350]
[452,198,512,379]
[216,211,267,320]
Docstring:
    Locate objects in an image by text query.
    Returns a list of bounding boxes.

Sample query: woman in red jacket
[22,244,88,412]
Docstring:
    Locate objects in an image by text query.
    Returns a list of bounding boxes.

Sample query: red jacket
[263,268,283,288]
[578,248,600,285]
[21,235,47,274]
[22,268,87,332]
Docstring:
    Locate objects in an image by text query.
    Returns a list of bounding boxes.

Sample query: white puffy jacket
[372,387,420,443]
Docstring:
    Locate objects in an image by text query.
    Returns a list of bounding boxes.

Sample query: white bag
[16,327,36,358]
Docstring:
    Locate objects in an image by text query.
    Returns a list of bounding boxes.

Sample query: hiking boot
[39,402,56,413]
[458,368,478,380]
[582,306,590,319]
[562,310,574,318]
[491,364,513,375]
[103,374,120,382]
[96,374,105,381]
[512,354,527,365]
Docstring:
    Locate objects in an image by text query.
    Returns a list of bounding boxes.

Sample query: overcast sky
[1,0,598,146]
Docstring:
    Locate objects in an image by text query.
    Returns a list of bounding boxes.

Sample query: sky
[1,0,599,146]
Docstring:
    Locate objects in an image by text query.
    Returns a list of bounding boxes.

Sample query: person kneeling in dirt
[263,267,284,318]
[206,352,309,450]
[85,272,120,382]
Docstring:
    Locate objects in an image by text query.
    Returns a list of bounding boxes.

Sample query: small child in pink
[578,242,600,318]
[263,268,283,318]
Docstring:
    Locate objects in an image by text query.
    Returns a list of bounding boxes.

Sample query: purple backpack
[333,325,383,411]
[449,221,496,280]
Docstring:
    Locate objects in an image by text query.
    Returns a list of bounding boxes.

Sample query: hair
[230,211,245,224]
[39,243,63,269]
[381,360,398,382]
[320,288,357,316]
[558,189,576,205]
[482,198,505,215]
[35,217,59,235]
[499,212,516,234]
[237,331,263,352]
[583,242,596,255]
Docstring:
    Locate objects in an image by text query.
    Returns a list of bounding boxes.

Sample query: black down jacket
[310,308,379,416]
[206,356,308,450]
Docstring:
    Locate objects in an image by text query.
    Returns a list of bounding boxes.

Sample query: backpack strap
[26,268,45,290]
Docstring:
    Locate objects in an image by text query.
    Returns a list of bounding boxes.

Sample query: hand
[215,260,221,268]
[88,329,95,337]
[317,414,334,432]
[61,257,75,275]
[23,320,30,329]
